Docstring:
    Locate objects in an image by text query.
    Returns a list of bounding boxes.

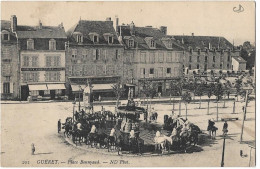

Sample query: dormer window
[198,49,201,54]
[49,39,56,50]
[151,40,155,48]
[93,35,98,43]
[1,30,10,41]
[76,35,83,43]
[27,39,34,50]
[167,41,172,48]
[108,36,113,44]
[129,40,134,47]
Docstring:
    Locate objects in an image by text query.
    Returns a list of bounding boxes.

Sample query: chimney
[59,22,64,29]
[39,20,42,29]
[160,26,167,35]
[191,33,194,37]
[106,17,111,21]
[130,21,135,35]
[10,15,17,32]
[116,17,119,33]
[145,26,153,28]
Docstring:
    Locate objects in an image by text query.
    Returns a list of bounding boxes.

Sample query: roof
[232,56,247,63]
[1,20,17,42]
[1,20,11,30]
[67,20,121,45]
[16,25,67,39]
[119,25,183,50]
[171,35,234,51]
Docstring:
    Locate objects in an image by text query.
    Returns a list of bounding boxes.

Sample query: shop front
[68,76,120,100]
[24,83,66,101]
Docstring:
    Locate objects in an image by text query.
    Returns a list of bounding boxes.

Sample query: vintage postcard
[0,1,256,167]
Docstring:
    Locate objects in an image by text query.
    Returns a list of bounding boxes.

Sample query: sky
[1,1,255,46]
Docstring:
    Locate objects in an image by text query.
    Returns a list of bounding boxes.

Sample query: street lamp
[78,85,83,112]
[221,132,227,167]
[72,99,76,123]
[240,86,253,143]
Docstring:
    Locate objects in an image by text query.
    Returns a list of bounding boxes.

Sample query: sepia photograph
[0,1,256,167]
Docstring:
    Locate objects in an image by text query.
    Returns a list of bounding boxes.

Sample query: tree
[112,81,125,109]
[214,83,224,121]
[240,41,256,70]
[140,80,157,110]
[195,83,204,109]
[235,79,242,101]
[169,80,183,114]
[182,92,192,119]
[207,83,214,115]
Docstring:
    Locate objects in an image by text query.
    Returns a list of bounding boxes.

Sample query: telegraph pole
[221,134,226,167]
[240,89,249,143]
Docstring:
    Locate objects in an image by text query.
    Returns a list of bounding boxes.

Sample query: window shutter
[104,50,107,60]
[93,49,96,60]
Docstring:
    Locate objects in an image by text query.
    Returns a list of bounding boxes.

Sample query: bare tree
[214,82,224,121]
[112,81,125,109]
[207,83,214,115]
[182,91,192,120]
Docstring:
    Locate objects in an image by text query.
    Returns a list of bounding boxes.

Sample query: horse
[207,120,218,139]
[188,123,202,146]
[154,131,174,153]
[64,123,73,138]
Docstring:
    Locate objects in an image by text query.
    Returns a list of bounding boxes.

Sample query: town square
[1,1,256,167]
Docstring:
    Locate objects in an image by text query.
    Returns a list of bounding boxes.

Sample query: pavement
[1,99,255,167]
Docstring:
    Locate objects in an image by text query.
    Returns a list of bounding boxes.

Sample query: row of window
[189,55,231,63]
[26,39,56,50]
[71,49,120,61]
[68,64,121,76]
[22,71,61,82]
[188,63,230,70]
[75,34,114,44]
[22,55,61,67]
[140,52,181,63]
[140,67,179,76]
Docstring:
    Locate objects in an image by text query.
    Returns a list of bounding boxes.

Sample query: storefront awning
[71,84,87,92]
[47,84,66,90]
[92,84,114,91]
[125,83,136,87]
[28,84,48,91]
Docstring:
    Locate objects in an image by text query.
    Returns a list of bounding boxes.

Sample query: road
[1,99,255,167]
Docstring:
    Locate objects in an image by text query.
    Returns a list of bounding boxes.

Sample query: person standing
[58,119,61,133]
[222,121,228,135]
[98,95,101,102]
[31,143,35,155]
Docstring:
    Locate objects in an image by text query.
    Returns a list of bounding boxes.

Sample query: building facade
[232,56,247,71]
[66,18,124,100]
[1,19,19,100]
[118,23,184,97]
[172,35,241,75]
[13,16,67,100]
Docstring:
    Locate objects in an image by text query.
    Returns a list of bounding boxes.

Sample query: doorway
[21,85,29,101]
[158,85,162,93]
[50,90,55,99]
[39,90,44,97]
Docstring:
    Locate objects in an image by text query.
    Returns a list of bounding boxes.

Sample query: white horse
[154,131,174,152]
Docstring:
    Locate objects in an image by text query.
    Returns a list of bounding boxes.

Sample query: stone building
[231,56,247,71]
[117,22,184,97]
[66,18,124,100]
[172,35,241,75]
[13,15,67,100]
[1,19,19,100]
